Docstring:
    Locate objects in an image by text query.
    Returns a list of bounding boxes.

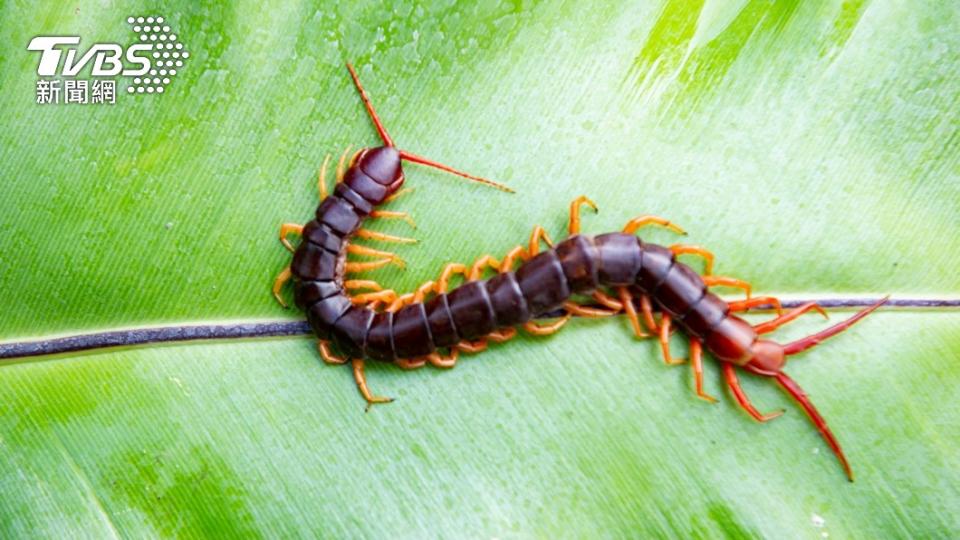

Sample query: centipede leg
[350,290,398,306]
[384,187,414,203]
[622,215,686,236]
[689,339,717,403]
[568,195,598,235]
[396,357,427,370]
[487,327,517,343]
[279,223,304,253]
[344,279,383,292]
[335,146,353,183]
[456,339,488,354]
[468,254,502,280]
[618,287,649,338]
[272,266,292,308]
[639,294,660,334]
[345,259,393,273]
[658,314,685,365]
[355,228,417,244]
[427,348,459,368]
[562,302,619,317]
[704,276,752,299]
[347,244,406,268]
[528,226,554,256]
[317,154,331,199]
[722,363,784,422]
[669,244,715,275]
[436,263,469,293]
[728,296,783,316]
[387,293,415,312]
[498,222,553,272]
[370,210,417,228]
[754,302,828,335]
[413,281,437,303]
[318,340,348,365]
[499,246,528,272]
[523,314,572,336]
[352,359,393,410]
[593,290,624,311]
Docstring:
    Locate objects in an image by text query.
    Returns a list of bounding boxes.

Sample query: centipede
[272,63,887,481]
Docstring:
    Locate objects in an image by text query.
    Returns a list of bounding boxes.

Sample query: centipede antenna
[783,297,889,356]
[346,63,394,147]
[775,372,854,481]
[346,63,513,193]
[399,150,515,193]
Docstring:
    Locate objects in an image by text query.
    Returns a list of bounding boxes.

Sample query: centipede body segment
[273,63,887,481]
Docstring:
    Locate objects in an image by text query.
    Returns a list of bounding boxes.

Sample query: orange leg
[384,187,414,203]
[317,154,331,199]
[670,244,714,275]
[272,266,292,308]
[279,223,304,253]
[562,301,618,317]
[437,263,469,293]
[487,327,517,343]
[352,359,393,409]
[528,225,554,256]
[456,339,488,354]
[640,294,660,334]
[658,314,685,365]
[427,349,458,368]
[722,363,784,422]
[468,254,502,281]
[498,223,553,272]
[618,287,649,338]
[689,339,717,403]
[370,210,416,228]
[412,281,437,303]
[318,340,348,365]
[754,302,828,335]
[344,279,382,291]
[499,246,529,272]
[593,290,623,311]
[523,314,572,336]
[387,293,415,312]
[350,290,398,306]
[728,296,783,316]
[622,215,686,236]
[568,195,598,235]
[345,259,393,273]
[347,244,406,268]
[396,357,427,370]
[355,229,417,244]
[703,276,752,299]
[335,146,353,183]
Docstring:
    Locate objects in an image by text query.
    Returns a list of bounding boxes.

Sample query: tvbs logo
[28,36,153,76]
[27,16,189,104]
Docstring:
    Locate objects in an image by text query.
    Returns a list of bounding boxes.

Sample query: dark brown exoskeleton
[273,63,886,481]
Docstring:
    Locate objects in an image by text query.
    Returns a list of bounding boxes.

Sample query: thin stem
[0,297,956,361]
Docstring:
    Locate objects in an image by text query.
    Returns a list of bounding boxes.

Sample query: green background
[1,0,958,537]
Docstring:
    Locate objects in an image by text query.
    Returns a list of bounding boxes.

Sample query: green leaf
[1,1,958,536]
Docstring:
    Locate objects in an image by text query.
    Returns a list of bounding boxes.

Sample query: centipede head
[351,146,405,197]
[345,63,514,195]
